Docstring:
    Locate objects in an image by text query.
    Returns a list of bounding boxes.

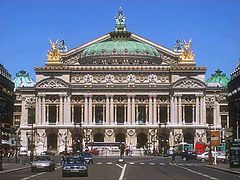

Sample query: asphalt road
[1,156,240,180]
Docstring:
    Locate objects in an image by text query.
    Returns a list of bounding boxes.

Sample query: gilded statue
[47,39,61,63]
[179,39,195,61]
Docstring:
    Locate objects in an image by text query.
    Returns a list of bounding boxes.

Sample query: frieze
[83,74,93,85]
[173,79,205,89]
[37,79,68,89]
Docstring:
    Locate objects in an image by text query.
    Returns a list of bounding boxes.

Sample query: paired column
[59,95,63,124]
[84,95,88,124]
[110,95,114,124]
[42,95,46,124]
[89,96,92,124]
[106,96,110,124]
[131,96,135,124]
[178,95,182,124]
[127,95,131,124]
[195,96,200,124]
[153,95,157,125]
[149,96,153,124]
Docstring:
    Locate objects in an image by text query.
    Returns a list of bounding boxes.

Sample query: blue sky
[0,0,240,80]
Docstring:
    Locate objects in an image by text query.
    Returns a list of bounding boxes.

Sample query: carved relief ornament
[37,79,68,89]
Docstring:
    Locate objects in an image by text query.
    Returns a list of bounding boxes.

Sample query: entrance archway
[94,133,104,142]
[115,133,125,143]
[47,133,57,150]
[137,133,148,148]
[184,133,194,145]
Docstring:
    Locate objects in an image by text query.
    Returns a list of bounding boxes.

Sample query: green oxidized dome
[82,38,160,58]
[13,70,35,90]
[207,69,230,88]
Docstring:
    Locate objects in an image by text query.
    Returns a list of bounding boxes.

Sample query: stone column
[38,96,42,124]
[216,100,220,126]
[71,105,74,124]
[167,105,170,124]
[182,105,185,124]
[199,96,203,124]
[136,104,139,124]
[127,95,131,124]
[46,105,49,124]
[63,96,66,124]
[196,96,199,124]
[110,95,114,124]
[93,105,96,124]
[131,96,135,124]
[81,105,84,124]
[89,95,92,124]
[114,105,117,124]
[170,96,174,124]
[106,96,110,124]
[103,105,105,124]
[84,95,88,124]
[59,95,63,124]
[65,95,71,125]
[203,96,206,124]
[174,96,177,124]
[178,96,182,125]
[56,105,59,124]
[153,95,157,125]
[192,105,195,123]
[149,95,153,124]
[35,96,39,125]
[124,105,127,124]
[42,95,46,124]
[146,105,149,124]
[157,105,160,124]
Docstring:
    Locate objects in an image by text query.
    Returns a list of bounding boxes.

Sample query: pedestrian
[171,149,176,164]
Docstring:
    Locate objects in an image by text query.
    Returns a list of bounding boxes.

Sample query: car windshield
[34,156,51,161]
[80,153,92,157]
[65,157,85,164]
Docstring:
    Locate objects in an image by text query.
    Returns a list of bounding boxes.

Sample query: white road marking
[176,165,218,180]
[119,164,127,180]
[97,162,102,165]
[159,163,165,165]
[107,162,112,165]
[21,172,46,180]
[140,162,145,165]
[116,164,123,169]
[150,163,155,165]
[129,162,135,165]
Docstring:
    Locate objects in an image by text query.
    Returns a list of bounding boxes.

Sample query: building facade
[228,61,240,140]
[17,8,229,155]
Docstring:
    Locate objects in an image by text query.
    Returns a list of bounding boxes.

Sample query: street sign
[211,130,220,146]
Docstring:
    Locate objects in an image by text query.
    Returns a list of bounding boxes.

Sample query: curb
[0,165,31,175]
[205,165,240,176]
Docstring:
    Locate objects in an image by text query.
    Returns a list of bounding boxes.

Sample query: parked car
[181,151,197,161]
[79,152,93,164]
[41,151,55,156]
[90,148,99,156]
[60,150,72,156]
[197,151,218,162]
[62,156,88,177]
[31,155,55,172]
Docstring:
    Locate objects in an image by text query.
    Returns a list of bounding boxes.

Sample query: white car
[197,151,218,162]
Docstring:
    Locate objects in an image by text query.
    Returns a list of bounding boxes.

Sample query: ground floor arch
[137,133,148,148]
[94,133,104,142]
[47,133,57,150]
[115,133,125,143]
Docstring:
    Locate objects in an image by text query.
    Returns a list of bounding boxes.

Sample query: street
[1,156,240,180]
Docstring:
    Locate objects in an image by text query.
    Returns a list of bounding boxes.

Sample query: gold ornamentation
[179,39,195,62]
[47,39,61,64]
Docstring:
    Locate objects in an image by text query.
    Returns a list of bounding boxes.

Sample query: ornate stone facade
[16,8,229,155]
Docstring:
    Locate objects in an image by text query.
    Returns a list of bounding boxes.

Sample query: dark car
[62,156,88,177]
[181,151,197,161]
[31,155,55,172]
[80,152,93,164]
[41,151,55,156]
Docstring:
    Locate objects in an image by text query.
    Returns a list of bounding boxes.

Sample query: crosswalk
[95,162,203,167]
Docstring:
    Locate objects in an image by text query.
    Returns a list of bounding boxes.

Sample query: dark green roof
[207,69,229,88]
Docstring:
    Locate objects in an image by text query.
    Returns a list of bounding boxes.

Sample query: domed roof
[81,33,160,58]
[207,69,229,88]
[13,70,35,90]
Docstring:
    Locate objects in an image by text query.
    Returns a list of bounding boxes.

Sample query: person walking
[170,149,176,165]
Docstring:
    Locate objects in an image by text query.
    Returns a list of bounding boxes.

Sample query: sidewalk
[205,163,240,175]
[0,162,30,175]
